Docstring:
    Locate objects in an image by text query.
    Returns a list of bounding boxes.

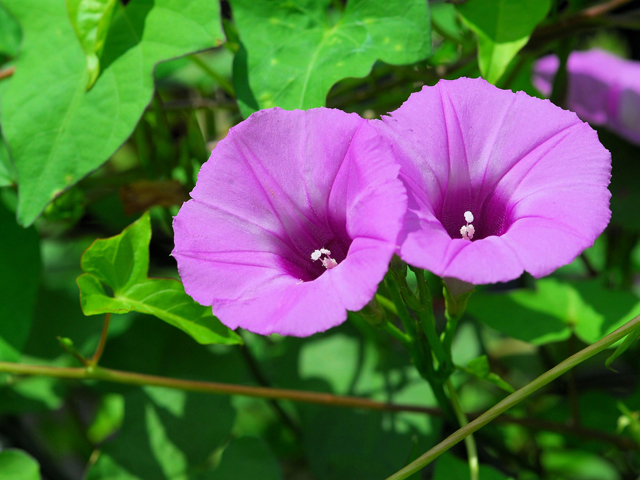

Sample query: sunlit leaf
[87,387,235,480]
[0,2,20,58]
[457,0,551,84]
[66,0,118,89]
[230,0,431,115]
[460,355,515,393]
[76,212,242,345]
[0,450,41,480]
[1,0,224,226]
[468,278,640,345]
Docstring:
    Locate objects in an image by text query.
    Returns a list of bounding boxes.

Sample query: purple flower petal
[532,49,640,145]
[173,108,406,336]
[373,77,611,285]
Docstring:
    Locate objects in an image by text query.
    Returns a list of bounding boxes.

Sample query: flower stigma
[311,248,338,270]
[460,211,475,241]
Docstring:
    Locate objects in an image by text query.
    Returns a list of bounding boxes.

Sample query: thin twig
[0,361,635,451]
[89,313,111,367]
[0,67,15,81]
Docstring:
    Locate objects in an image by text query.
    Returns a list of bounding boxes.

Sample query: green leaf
[88,393,125,444]
[460,355,515,393]
[1,0,224,226]
[0,2,20,58]
[66,0,118,90]
[87,387,236,480]
[0,201,41,361]
[605,323,640,370]
[76,212,242,346]
[457,0,551,84]
[230,0,431,115]
[0,450,41,480]
[208,437,283,480]
[468,278,640,345]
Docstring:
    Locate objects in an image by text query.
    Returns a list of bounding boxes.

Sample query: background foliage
[1,0,640,479]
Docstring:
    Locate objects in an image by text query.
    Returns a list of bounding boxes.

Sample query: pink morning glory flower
[373,77,611,285]
[533,49,640,145]
[172,108,406,337]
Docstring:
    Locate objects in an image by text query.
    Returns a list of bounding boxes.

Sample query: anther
[312,248,338,270]
[460,211,475,241]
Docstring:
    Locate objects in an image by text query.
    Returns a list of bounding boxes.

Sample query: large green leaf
[468,278,640,345]
[457,0,550,84]
[0,450,41,480]
[87,387,235,480]
[0,134,16,187]
[230,0,431,115]
[0,1,20,58]
[76,212,242,345]
[0,201,40,361]
[1,0,224,226]
[66,0,118,89]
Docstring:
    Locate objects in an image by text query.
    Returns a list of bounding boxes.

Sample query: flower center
[311,247,338,270]
[460,211,475,241]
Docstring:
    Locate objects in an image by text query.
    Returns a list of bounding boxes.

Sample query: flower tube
[373,77,611,285]
[172,108,407,336]
[533,49,640,145]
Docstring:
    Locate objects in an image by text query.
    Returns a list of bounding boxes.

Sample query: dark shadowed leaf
[207,437,283,480]
[0,201,40,361]
[76,212,242,345]
[230,0,431,115]
[1,0,224,226]
[434,453,514,480]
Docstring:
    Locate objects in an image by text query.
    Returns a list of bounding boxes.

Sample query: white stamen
[321,257,338,269]
[466,224,475,240]
[312,247,338,270]
[464,211,474,223]
[460,211,475,241]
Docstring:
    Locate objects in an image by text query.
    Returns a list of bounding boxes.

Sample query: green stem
[375,294,399,317]
[380,320,412,347]
[384,275,418,339]
[386,313,640,480]
[442,311,461,362]
[446,380,478,480]
[411,268,449,370]
[188,55,235,97]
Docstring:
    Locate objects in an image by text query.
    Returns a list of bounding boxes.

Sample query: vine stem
[0,67,14,81]
[446,380,478,480]
[386,313,640,480]
[0,360,636,450]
